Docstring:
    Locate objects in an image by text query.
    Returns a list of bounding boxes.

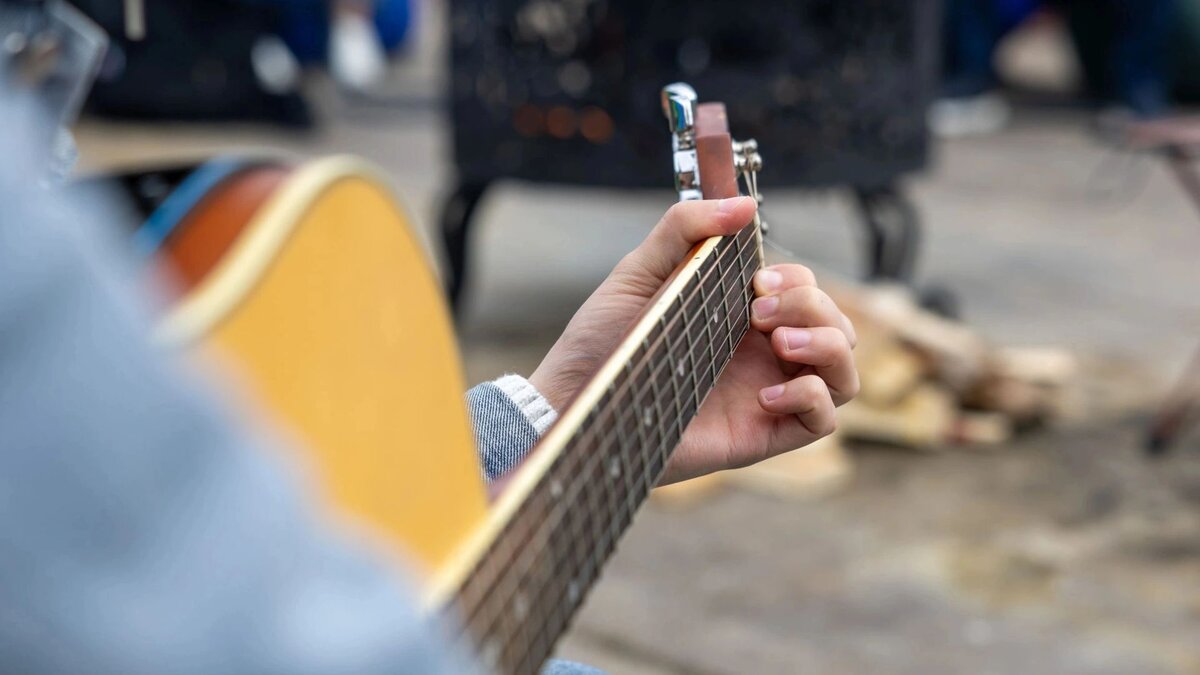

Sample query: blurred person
[277,0,412,93]
[930,0,1038,138]
[932,0,1175,138]
[0,52,858,675]
[1063,0,1175,119]
[329,0,387,91]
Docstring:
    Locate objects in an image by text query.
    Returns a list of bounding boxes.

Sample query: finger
[771,326,859,405]
[752,263,816,297]
[758,374,838,438]
[751,285,855,346]
[618,197,758,282]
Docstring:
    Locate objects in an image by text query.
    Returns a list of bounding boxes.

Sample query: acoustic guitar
[149,84,764,674]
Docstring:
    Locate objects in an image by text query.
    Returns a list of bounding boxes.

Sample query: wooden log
[854,335,929,407]
[838,383,957,449]
[991,346,1077,387]
[964,375,1057,425]
[832,284,990,393]
[950,411,1014,446]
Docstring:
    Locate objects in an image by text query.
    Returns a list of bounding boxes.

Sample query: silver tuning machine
[734,138,767,237]
[732,138,763,205]
[661,82,702,202]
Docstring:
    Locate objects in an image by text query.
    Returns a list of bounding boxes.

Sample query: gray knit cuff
[466,374,558,482]
[493,374,558,434]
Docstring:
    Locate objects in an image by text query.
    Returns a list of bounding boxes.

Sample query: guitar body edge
[160,155,489,575]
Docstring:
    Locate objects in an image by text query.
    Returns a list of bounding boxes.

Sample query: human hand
[529,197,858,485]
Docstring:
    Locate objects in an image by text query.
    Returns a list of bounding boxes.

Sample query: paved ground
[72,17,1200,674]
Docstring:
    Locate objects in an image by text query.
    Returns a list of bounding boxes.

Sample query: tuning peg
[660,82,702,201]
[660,82,697,143]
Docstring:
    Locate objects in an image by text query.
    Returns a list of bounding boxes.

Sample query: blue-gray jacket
[0,94,560,673]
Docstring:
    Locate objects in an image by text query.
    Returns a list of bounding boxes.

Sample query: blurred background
[62,0,1200,672]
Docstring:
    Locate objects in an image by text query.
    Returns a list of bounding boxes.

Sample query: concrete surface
[70,13,1200,674]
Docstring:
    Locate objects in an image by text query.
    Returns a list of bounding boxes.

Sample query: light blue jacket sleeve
[0,136,478,674]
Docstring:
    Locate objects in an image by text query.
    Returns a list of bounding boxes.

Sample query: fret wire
[465,533,515,652]
[555,235,754,502]
[582,423,608,577]
[556,228,753,538]
[475,326,724,662]
[507,503,544,670]
[550,453,593,642]
[599,395,624,569]
[548,224,754,493]
[587,384,637,544]
[506,451,592,670]
[541,401,622,632]
[580,412,612,574]
[455,226,764,659]
[628,351,658,510]
[725,258,741,359]
[564,384,633,562]
[699,280,720,394]
[488,502,540,671]
[508,541,558,672]
[620,329,645,523]
[646,361,670,476]
[542,455,589,642]
[500,483,561,668]
[469,450,582,661]
[534,230,757,627]
[666,326,688,452]
[710,243,729,365]
[653,314,675,468]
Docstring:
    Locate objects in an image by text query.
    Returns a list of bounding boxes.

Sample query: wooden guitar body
[155,156,488,572]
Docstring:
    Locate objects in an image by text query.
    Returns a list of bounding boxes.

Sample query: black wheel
[438,181,490,312]
[852,185,921,283]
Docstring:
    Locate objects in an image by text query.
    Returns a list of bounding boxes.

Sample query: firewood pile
[654,282,1077,507]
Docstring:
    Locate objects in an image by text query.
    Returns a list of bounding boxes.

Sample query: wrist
[528,366,568,414]
[529,345,594,414]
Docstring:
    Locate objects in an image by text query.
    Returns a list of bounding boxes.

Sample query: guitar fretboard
[448,220,762,674]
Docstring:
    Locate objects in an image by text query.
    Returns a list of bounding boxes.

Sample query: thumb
[616,197,758,286]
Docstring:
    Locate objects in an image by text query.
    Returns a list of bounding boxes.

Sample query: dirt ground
[71,13,1200,674]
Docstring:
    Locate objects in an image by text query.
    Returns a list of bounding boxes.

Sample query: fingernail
[718,196,748,213]
[785,328,812,350]
[755,269,783,292]
[761,384,786,402]
[752,295,779,320]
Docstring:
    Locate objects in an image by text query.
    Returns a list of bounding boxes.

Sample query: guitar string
[458,225,759,664]
[456,233,748,662]
[465,229,758,673]
[519,237,758,664]
[498,246,758,673]
[460,226,759,670]
[502,248,756,672]
[494,227,753,605]
[510,249,759,666]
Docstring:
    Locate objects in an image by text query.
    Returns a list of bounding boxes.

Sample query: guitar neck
[445,218,763,674]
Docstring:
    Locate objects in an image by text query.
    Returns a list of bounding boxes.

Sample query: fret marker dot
[482,640,500,667]
[513,592,529,621]
[712,313,719,324]
[643,409,653,427]
[568,580,581,604]
[608,457,621,479]
[676,361,685,377]
[550,479,563,498]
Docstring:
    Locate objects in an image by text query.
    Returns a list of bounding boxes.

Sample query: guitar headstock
[661,82,764,204]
